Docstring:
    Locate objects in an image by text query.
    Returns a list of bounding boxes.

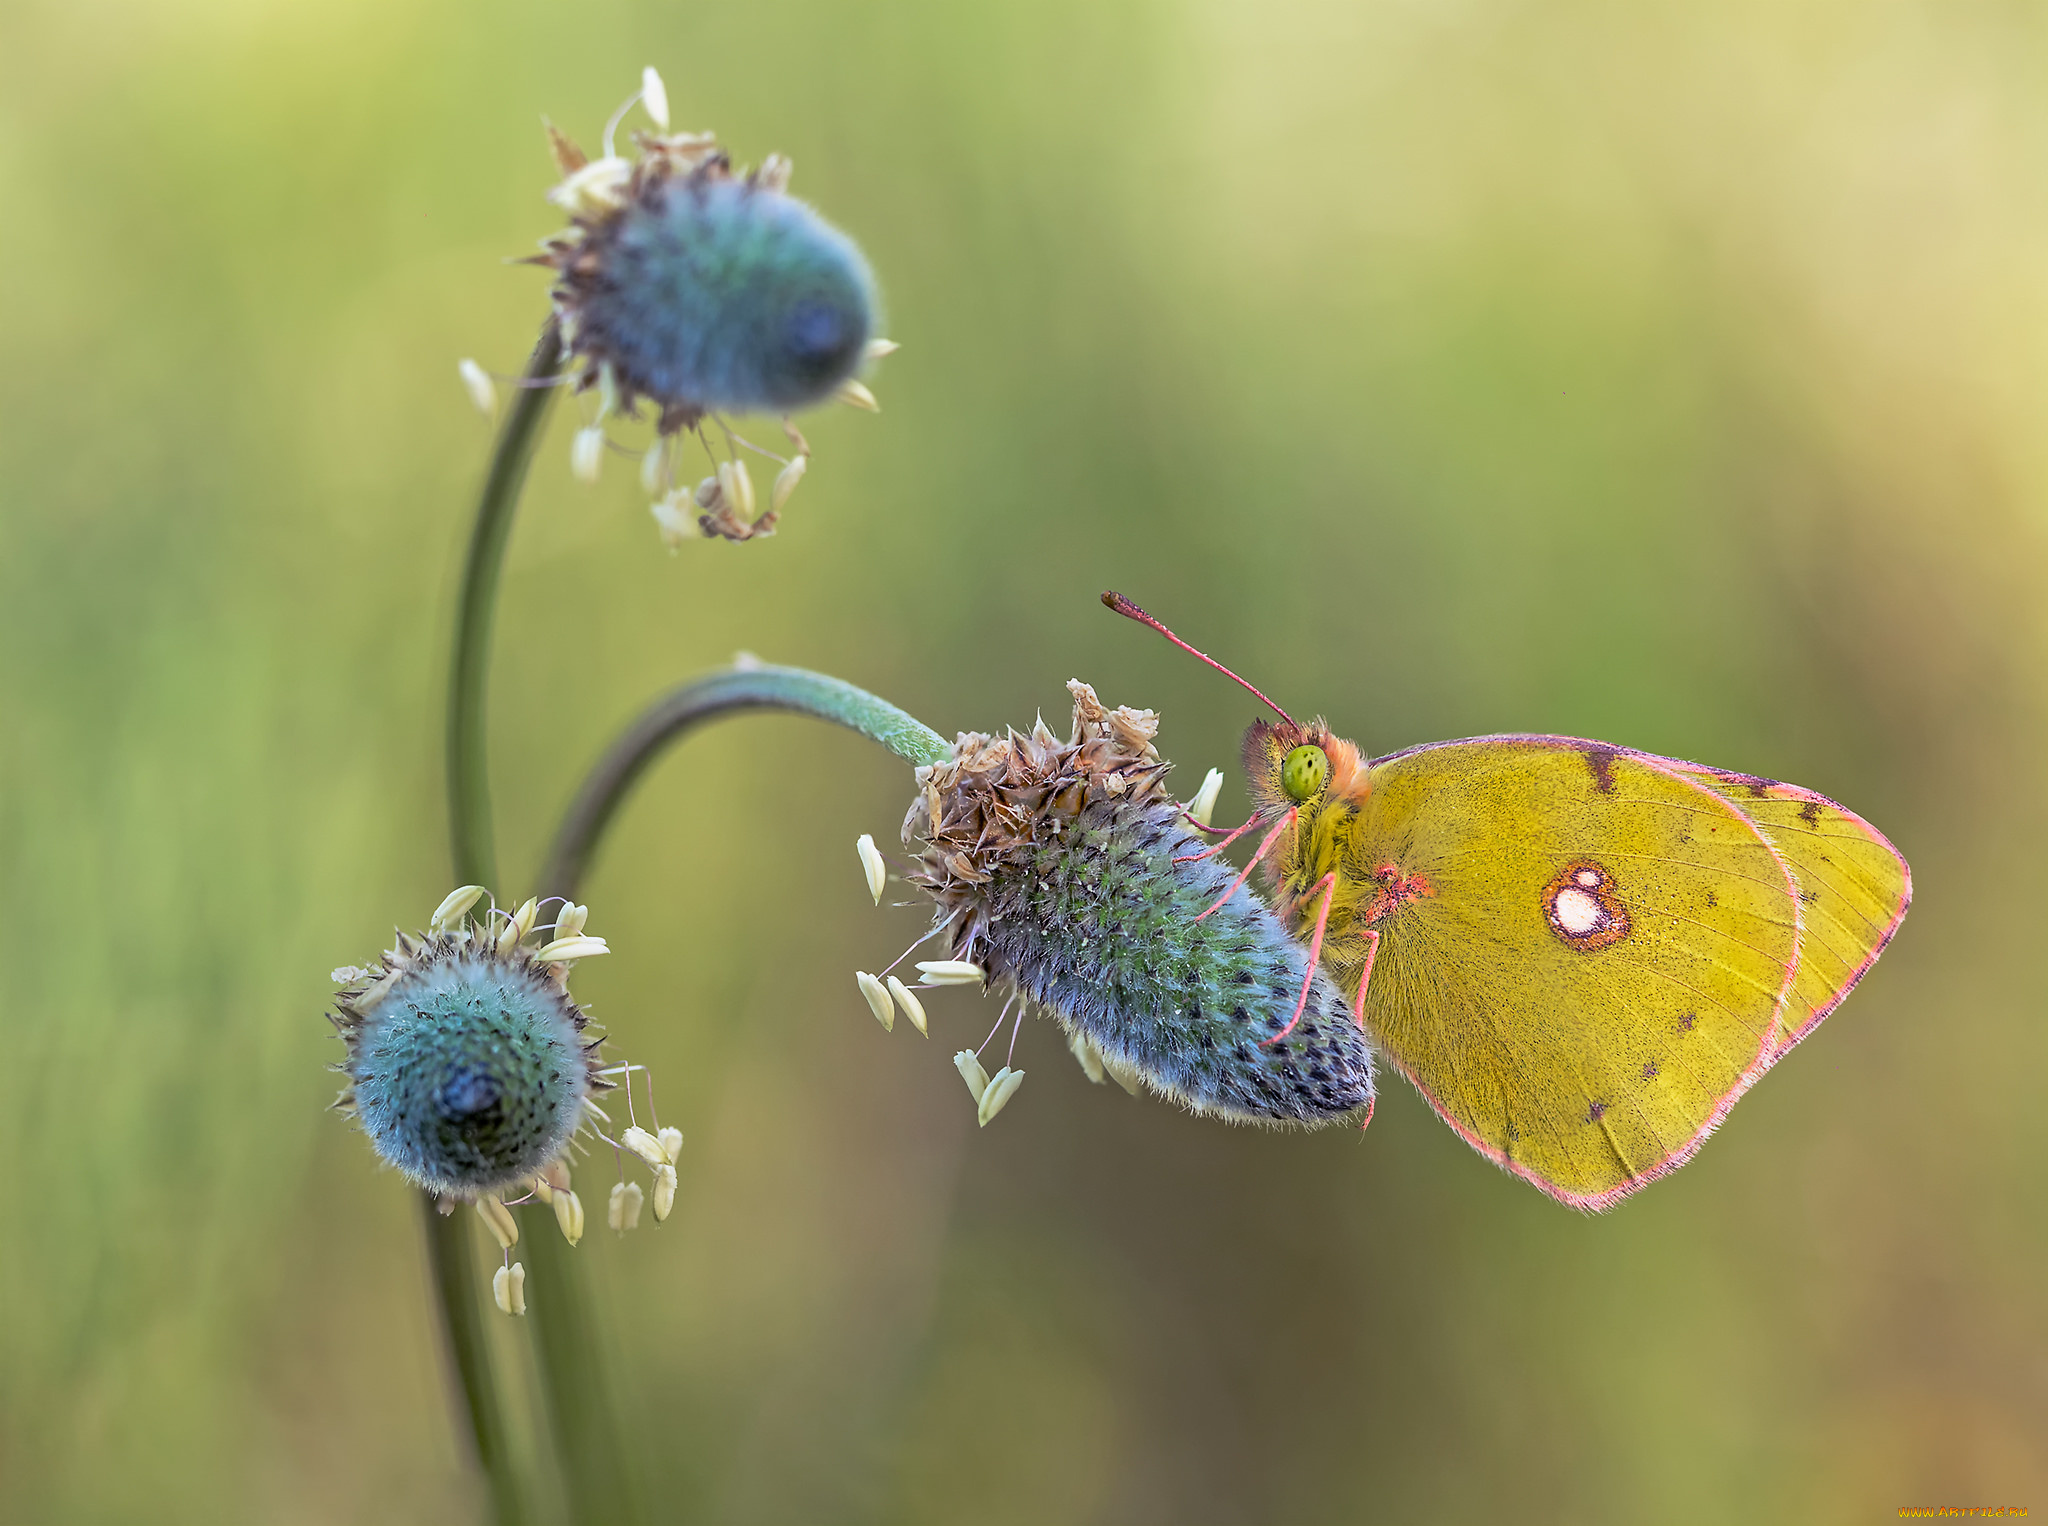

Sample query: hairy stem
[540,663,949,902]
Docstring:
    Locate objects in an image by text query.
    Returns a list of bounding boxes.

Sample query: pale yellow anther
[651,1163,676,1222]
[430,885,488,934]
[596,364,619,422]
[757,153,793,194]
[571,426,606,484]
[977,1068,1025,1127]
[554,1188,586,1245]
[493,1261,527,1315]
[1099,1052,1144,1097]
[536,934,609,963]
[475,1197,518,1250]
[658,1126,683,1164]
[835,379,880,412]
[651,493,696,547]
[857,971,894,1032]
[856,834,887,904]
[554,903,589,939]
[1067,1029,1106,1084]
[496,897,540,957]
[1187,769,1225,829]
[770,454,807,512]
[458,359,496,416]
[609,1180,644,1231]
[622,1126,669,1169]
[532,1175,554,1204]
[641,441,666,495]
[865,338,900,360]
[886,975,929,1037]
[954,1050,991,1104]
[717,458,755,520]
[916,960,985,987]
[543,1160,572,1194]
[641,66,671,131]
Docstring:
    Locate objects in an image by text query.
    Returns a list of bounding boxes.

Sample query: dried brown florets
[902,680,1172,959]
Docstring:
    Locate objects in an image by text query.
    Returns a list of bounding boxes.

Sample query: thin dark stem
[432,318,564,1526]
[421,1199,526,1525]
[539,663,949,902]
[448,317,563,894]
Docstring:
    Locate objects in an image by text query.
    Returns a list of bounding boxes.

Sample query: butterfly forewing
[1341,738,1803,1210]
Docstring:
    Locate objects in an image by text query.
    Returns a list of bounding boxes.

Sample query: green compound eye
[1281,744,1330,802]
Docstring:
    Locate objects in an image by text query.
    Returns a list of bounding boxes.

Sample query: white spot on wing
[1553,887,1604,935]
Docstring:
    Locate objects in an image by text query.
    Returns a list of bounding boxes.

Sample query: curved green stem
[540,664,948,901]
[433,319,561,1526]
[449,318,562,893]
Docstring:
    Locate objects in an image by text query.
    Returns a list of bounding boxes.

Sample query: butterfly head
[1241,717,1369,817]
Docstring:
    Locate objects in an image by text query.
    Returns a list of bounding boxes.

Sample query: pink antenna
[1100,591,1296,727]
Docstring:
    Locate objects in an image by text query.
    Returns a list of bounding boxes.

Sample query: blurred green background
[3,0,2043,1520]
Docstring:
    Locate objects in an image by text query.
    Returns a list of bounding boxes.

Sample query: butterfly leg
[1349,929,1380,1034]
[1262,871,1337,1047]
[1193,809,1298,922]
[1171,812,1265,864]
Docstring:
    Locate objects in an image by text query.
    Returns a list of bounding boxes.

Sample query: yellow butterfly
[1106,593,1912,1209]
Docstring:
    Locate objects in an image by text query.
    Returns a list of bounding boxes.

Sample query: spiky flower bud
[528,74,891,543]
[328,895,618,1198]
[901,683,1375,1126]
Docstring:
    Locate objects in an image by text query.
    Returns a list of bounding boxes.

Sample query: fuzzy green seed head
[539,118,876,421]
[329,910,610,1197]
[903,681,1374,1126]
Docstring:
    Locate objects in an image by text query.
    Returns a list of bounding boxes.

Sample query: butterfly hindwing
[1333,737,1803,1209]
[1668,764,1911,1057]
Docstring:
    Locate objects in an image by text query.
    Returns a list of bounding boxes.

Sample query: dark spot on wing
[1587,1100,1608,1123]
[1641,1060,1659,1080]
[1677,1012,1697,1032]
[1704,888,1717,909]
[1799,798,1823,826]
[1577,743,1620,794]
